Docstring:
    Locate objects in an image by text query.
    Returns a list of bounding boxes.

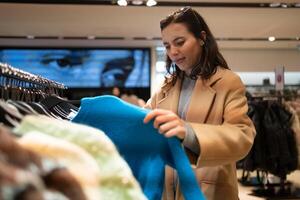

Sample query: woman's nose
[169,46,179,56]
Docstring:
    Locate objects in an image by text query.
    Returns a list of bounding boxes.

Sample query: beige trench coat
[145,68,256,200]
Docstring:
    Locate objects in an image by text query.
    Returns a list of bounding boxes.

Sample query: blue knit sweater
[72,95,205,200]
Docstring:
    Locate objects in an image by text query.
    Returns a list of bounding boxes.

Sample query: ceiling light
[295,3,300,7]
[87,36,95,40]
[269,3,281,7]
[132,0,143,5]
[146,0,157,7]
[268,36,276,42]
[27,35,35,39]
[117,0,127,6]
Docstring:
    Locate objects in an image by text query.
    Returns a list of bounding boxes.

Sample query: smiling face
[162,23,203,75]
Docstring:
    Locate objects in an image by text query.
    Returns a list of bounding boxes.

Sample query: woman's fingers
[158,120,178,133]
[153,113,177,128]
[143,109,186,139]
[165,126,185,139]
[143,109,172,124]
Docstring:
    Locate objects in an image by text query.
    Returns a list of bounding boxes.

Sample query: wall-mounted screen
[0,48,151,88]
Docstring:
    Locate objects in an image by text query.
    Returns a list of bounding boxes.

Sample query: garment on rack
[0,158,47,200]
[14,115,147,200]
[242,100,298,178]
[284,102,300,169]
[18,131,102,200]
[0,100,24,127]
[72,95,205,200]
[0,125,86,200]
[287,100,300,120]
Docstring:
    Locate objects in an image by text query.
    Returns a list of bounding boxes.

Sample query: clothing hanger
[40,95,78,111]
[17,101,39,115]
[6,100,36,115]
[27,102,53,117]
[40,95,78,120]
[29,102,62,120]
[53,106,69,119]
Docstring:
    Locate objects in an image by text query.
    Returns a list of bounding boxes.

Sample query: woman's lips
[175,58,185,65]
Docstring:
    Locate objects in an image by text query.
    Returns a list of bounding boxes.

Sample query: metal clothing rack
[0,62,66,102]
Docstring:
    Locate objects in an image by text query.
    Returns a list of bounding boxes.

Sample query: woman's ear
[199,40,205,46]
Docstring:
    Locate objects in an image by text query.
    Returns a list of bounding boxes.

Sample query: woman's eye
[175,40,185,46]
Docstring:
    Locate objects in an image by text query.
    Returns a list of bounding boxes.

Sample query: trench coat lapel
[186,69,224,123]
[156,68,224,123]
[186,79,216,123]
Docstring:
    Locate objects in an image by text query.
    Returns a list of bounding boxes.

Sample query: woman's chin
[177,65,186,71]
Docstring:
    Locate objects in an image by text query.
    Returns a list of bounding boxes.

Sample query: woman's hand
[143,109,186,140]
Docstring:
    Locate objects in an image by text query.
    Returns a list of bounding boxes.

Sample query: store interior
[0,0,300,199]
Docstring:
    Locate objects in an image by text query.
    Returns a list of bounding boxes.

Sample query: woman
[144,7,256,200]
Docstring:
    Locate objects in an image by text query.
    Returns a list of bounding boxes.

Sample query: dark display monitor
[0,48,151,88]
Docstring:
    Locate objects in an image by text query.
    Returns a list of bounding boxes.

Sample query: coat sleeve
[189,75,256,167]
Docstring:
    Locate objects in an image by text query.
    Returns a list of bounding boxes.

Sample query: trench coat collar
[157,68,224,123]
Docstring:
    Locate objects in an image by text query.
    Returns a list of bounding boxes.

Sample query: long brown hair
[160,7,229,86]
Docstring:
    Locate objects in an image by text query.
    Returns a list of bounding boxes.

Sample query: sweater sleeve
[182,123,200,155]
